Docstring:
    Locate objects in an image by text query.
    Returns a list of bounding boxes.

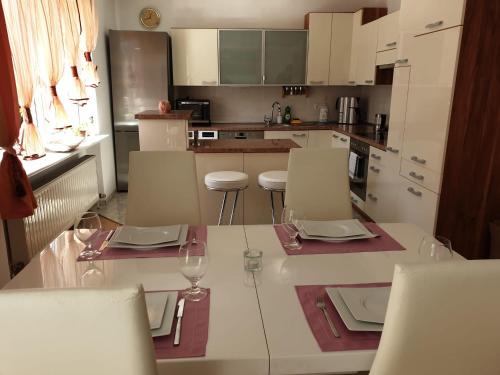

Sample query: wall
[360,85,392,123]
[0,220,10,287]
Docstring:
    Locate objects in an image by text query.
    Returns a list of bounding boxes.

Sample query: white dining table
[3,223,456,375]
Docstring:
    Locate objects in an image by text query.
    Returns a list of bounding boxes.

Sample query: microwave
[175,98,211,126]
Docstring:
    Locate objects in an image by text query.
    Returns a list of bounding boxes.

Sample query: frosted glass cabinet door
[219,30,263,85]
[264,31,307,85]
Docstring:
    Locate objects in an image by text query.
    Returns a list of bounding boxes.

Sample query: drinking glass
[81,261,104,287]
[418,235,453,262]
[281,207,303,251]
[178,239,208,302]
[74,212,102,260]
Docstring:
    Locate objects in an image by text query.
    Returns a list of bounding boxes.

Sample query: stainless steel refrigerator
[108,30,172,191]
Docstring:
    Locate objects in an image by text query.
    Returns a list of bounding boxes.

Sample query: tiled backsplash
[174,85,391,124]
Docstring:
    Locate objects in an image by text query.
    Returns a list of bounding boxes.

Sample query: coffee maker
[336,97,359,124]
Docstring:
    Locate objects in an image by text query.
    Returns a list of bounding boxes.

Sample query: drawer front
[369,147,400,171]
[399,178,439,234]
[376,49,397,66]
[400,159,441,193]
[350,191,365,211]
[365,163,400,222]
[331,131,350,149]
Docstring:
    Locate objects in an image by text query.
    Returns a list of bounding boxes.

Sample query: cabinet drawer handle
[332,134,339,139]
[395,58,408,64]
[409,171,424,181]
[340,137,348,142]
[386,41,397,47]
[348,81,356,84]
[425,20,444,29]
[351,197,358,204]
[309,80,324,84]
[365,80,374,84]
[202,80,217,85]
[407,187,423,197]
[292,133,306,137]
[371,153,381,160]
[386,146,399,154]
[367,193,378,202]
[370,166,380,173]
[411,155,426,164]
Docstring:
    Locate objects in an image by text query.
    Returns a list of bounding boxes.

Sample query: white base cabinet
[331,131,350,149]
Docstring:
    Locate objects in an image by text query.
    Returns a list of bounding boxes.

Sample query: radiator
[8,156,99,263]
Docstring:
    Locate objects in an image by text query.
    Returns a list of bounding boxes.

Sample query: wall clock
[139,7,161,29]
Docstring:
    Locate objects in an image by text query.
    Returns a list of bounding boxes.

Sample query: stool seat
[205,171,248,191]
[258,170,287,191]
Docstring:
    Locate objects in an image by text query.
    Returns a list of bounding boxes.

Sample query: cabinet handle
[411,155,427,164]
[370,166,380,174]
[351,197,359,204]
[386,146,399,154]
[367,193,378,202]
[365,80,374,84]
[407,186,423,197]
[371,153,381,160]
[202,80,217,85]
[386,41,397,47]
[309,80,324,84]
[292,133,306,137]
[425,20,444,29]
[348,81,356,84]
[332,134,339,139]
[395,58,408,64]
[340,137,348,142]
[409,171,424,181]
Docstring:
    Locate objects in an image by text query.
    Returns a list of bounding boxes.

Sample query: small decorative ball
[158,100,171,113]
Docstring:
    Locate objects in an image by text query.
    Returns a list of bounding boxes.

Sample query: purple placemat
[77,226,207,261]
[296,283,390,352]
[274,222,405,255]
[150,289,210,359]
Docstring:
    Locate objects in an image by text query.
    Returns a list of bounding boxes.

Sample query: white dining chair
[284,148,352,220]
[0,285,158,375]
[127,151,201,226]
[369,260,500,375]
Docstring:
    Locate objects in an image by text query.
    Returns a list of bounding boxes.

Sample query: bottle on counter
[284,106,292,124]
[319,104,328,123]
[277,108,283,124]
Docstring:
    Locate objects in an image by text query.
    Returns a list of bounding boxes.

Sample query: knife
[173,298,185,346]
[98,230,115,252]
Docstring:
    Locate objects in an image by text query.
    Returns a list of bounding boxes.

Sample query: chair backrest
[284,148,352,220]
[369,260,500,375]
[127,151,201,226]
[0,285,158,375]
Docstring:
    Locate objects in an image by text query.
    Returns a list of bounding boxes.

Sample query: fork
[316,295,340,338]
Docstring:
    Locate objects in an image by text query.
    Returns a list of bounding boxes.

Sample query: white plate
[150,291,179,338]
[338,287,391,324]
[111,225,182,246]
[145,292,169,329]
[108,225,189,250]
[325,288,383,332]
[300,219,368,238]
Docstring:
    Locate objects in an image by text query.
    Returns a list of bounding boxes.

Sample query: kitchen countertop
[135,110,193,120]
[188,139,300,153]
[189,122,387,151]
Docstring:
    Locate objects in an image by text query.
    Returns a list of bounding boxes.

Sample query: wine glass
[74,212,102,260]
[418,235,453,262]
[281,207,303,251]
[80,262,104,287]
[178,239,208,302]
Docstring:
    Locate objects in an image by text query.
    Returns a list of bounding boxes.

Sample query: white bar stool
[205,171,249,225]
[258,170,287,224]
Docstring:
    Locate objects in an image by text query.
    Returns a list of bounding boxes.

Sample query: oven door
[348,150,368,200]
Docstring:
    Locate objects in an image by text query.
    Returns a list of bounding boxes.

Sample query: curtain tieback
[84,51,92,62]
[1,147,27,197]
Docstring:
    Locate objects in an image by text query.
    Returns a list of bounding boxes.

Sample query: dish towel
[348,151,358,179]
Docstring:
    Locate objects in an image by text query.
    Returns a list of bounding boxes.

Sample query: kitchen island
[191,139,300,225]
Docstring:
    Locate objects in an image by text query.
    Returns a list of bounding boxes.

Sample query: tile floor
[93,192,127,225]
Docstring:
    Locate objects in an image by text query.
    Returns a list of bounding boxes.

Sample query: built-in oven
[349,138,369,201]
[175,98,211,125]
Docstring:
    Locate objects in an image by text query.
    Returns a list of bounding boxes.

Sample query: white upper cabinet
[347,10,363,85]
[402,26,462,175]
[329,13,354,85]
[400,0,466,36]
[306,13,332,86]
[171,29,219,86]
[354,19,378,85]
[377,11,400,52]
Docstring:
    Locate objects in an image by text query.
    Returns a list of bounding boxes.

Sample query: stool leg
[270,191,276,225]
[218,191,228,226]
[229,190,240,225]
[281,191,285,208]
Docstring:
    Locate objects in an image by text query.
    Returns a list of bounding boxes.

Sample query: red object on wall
[0,2,37,219]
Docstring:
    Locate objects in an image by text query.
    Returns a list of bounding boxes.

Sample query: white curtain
[1,0,45,159]
[33,0,71,130]
[61,0,88,105]
[78,0,100,88]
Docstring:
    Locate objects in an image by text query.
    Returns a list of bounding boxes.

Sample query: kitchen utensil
[173,298,185,346]
[98,230,115,252]
[316,295,340,338]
